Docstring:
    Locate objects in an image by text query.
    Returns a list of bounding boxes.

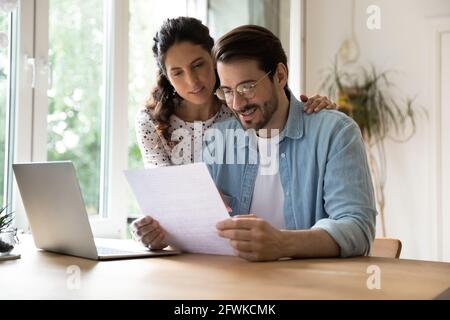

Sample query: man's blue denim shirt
[204,92,377,257]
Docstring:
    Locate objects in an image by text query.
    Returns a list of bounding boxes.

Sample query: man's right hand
[130,216,168,250]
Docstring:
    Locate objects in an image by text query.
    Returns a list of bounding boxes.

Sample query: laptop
[12,161,180,260]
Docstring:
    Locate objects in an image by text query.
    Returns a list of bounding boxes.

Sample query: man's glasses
[215,71,272,105]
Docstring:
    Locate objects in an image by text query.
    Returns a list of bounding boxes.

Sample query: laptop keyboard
[96,246,139,255]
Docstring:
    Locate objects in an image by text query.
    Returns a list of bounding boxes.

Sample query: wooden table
[1,237,449,300]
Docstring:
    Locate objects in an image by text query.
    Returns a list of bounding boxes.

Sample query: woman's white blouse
[135,105,233,168]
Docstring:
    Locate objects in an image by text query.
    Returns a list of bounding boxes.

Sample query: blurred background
[0,0,449,261]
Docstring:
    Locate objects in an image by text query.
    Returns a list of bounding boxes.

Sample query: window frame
[92,0,130,238]
[13,0,35,230]
[1,5,18,211]
[14,0,130,238]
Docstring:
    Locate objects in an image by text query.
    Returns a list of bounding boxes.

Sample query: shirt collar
[283,91,305,140]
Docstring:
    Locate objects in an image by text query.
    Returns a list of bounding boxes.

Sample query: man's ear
[274,62,288,89]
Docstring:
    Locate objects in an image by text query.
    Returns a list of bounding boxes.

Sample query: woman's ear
[274,62,288,88]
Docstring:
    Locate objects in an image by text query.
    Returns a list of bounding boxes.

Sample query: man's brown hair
[212,25,289,91]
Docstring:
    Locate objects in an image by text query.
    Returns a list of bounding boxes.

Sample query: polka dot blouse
[136,104,234,168]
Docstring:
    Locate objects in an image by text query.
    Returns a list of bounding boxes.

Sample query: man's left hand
[216,215,286,262]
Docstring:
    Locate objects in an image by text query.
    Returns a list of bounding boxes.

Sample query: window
[128,0,187,217]
[0,10,9,206]
[15,0,124,236]
[47,0,105,216]
[207,0,290,66]
[0,3,17,209]
[208,0,283,39]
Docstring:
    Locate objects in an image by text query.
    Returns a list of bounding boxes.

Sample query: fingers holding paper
[131,215,168,250]
[216,215,286,262]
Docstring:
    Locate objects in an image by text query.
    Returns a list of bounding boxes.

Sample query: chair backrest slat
[370,238,402,258]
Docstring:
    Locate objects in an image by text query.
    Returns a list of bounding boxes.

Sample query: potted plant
[0,206,17,256]
[320,58,420,237]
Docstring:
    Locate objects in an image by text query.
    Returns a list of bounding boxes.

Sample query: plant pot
[0,229,17,256]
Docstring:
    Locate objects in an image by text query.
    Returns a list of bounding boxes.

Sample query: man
[208,25,376,261]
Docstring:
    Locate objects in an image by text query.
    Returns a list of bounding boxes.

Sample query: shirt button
[286,191,290,196]
[281,153,286,158]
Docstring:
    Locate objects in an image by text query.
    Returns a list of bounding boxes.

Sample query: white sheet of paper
[125,163,234,256]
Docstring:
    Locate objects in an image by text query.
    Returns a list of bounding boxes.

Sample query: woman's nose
[186,71,199,86]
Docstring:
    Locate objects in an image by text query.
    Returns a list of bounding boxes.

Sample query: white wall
[304,0,450,261]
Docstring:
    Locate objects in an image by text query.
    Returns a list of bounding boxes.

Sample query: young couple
[132,17,376,262]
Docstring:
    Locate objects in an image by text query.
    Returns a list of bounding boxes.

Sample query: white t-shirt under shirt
[249,134,286,229]
[249,169,285,229]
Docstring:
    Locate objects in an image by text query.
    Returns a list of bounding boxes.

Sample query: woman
[133,17,338,248]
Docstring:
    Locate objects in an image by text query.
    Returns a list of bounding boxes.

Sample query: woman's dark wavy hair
[144,16,217,142]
